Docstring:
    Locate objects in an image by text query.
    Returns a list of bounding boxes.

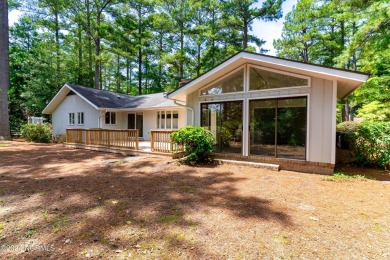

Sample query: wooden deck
[65,129,182,154]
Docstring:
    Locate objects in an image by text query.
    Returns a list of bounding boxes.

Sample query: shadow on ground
[0,142,292,258]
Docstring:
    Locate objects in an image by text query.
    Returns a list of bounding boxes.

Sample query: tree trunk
[243,20,248,50]
[197,42,200,77]
[158,32,163,91]
[126,58,130,94]
[179,24,184,80]
[78,23,83,84]
[94,9,101,89]
[342,100,349,122]
[55,8,60,89]
[0,0,11,139]
[86,0,93,87]
[138,5,142,95]
[116,54,120,92]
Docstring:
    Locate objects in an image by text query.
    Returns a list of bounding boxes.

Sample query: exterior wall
[99,108,187,141]
[185,65,337,166]
[52,94,99,136]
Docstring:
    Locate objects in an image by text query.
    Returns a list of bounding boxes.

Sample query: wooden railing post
[136,130,139,150]
[107,130,110,146]
[151,131,154,151]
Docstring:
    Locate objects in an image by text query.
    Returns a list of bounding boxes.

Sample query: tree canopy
[274,0,390,123]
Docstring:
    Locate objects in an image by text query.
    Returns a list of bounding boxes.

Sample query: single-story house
[43,51,368,173]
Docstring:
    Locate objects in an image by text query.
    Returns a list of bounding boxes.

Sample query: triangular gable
[42,84,99,114]
[168,51,369,101]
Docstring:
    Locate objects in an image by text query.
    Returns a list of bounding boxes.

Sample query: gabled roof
[168,51,369,101]
[67,84,134,108]
[42,84,179,114]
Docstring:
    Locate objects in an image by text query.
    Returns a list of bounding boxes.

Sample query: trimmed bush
[336,121,362,132]
[353,122,390,169]
[171,126,214,164]
[20,123,52,143]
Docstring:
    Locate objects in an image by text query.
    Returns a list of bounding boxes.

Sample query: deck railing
[151,130,182,153]
[66,128,139,150]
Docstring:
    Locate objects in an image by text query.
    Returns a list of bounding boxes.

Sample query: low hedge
[353,122,390,169]
[20,123,52,143]
[171,126,214,164]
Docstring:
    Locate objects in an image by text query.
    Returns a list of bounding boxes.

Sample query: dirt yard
[0,141,389,259]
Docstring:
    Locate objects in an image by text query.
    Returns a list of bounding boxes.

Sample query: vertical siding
[52,95,99,136]
[308,77,334,163]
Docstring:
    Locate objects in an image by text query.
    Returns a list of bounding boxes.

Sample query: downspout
[163,93,194,125]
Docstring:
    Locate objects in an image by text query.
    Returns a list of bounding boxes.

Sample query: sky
[8,0,297,56]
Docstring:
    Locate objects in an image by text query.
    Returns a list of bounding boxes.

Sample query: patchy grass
[51,214,70,234]
[322,171,368,182]
[25,228,36,238]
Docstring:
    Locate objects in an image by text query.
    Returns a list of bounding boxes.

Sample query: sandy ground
[0,141,389,259]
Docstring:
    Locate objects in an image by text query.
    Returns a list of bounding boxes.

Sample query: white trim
[247,94,310,161]
[247,63,311,93]
[199,99,245,156]
[243,52,368,82]
[243,98,249,156]
[104,111,117,125]
[65,84,99,110]
[76,112,85,126]
[104,106,182,112]
[168,52,368,99]
[68,112,75,126]
[331,80,337,164]
[156,109,179,130]
[198,65,245,97]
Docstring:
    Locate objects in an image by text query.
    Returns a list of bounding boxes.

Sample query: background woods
[4,0,390,134]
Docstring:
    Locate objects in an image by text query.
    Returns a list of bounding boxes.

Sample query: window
[249,97,307,160]
[249,66,309,91]
[77,112,84,125]
[200,68,244,95]
[157,111,179,129]
[201,101,243,154]
[105,112,116,125]
[69,113,75,125]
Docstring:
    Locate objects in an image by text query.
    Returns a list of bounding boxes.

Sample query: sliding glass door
[201,101,243,154]
[250,97,307,160]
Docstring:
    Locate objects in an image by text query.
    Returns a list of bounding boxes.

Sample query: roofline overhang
[98,105,183,112]
[167,51,369,99]
[42,84,99,114]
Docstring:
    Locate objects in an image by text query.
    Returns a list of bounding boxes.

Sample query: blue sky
[8,0,297,56]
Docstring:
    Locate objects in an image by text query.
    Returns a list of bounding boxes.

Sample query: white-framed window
[199,66,244,96]
[157,111,179,129]
[69,113,75,125]
[248,64,310,91]
[105,112,116,125]
[77,112,84,125]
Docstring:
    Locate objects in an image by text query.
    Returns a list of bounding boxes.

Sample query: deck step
[215,159,280,171]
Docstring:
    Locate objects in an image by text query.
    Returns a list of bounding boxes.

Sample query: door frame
[127,112,144,139]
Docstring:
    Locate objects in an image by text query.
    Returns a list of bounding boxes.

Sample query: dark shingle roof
[67,84,177,109]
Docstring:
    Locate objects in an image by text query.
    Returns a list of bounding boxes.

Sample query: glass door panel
[276,98,306,159]
[136,113,143,138]
[249,100,276,156]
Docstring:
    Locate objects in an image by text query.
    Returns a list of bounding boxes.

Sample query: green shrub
[20,123,52,143]
[336,121,362,132]
[171,126,214,164]
[353,122,390,169]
